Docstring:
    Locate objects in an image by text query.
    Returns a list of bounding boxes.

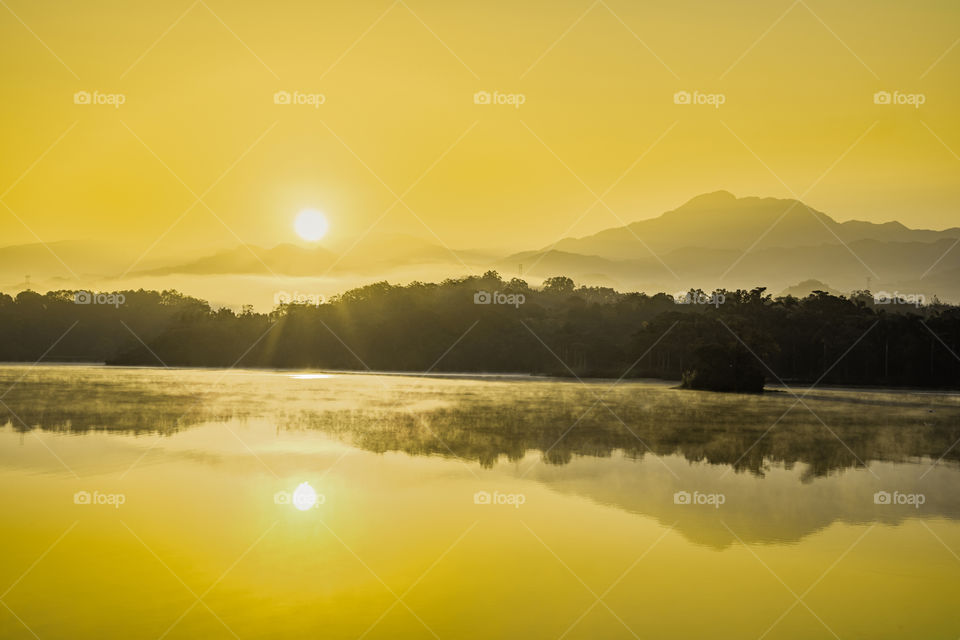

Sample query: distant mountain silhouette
[779,279,841,298]
[550,191,960,258]
[96,194,960,302]
[138,243,338,277]
[0,239,135,281]
[502,237,960,297]
[133,234,494,277]
[6,193,959,304]
[0,239,181,292]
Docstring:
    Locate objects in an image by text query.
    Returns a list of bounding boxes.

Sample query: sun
[292,482,318,511]
[294,209,329,242]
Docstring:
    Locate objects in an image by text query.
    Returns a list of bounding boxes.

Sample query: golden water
[1,366,958,638]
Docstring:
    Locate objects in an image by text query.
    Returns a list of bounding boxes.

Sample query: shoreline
[1,361,958,395]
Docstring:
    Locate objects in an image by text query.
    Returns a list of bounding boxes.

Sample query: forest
[1,272,958,391]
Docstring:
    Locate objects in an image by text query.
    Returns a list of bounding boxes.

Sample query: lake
[1,365,959,639]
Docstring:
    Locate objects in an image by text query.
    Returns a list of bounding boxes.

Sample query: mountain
[779,280,841,298]
[131,233,496,278]
[0,240,139,281]
[0,239,184,294]
[551,191,960,259]
[122,194,960,302]
[136,243,339,277]
[503,239,960,297]
[5,192,958,306]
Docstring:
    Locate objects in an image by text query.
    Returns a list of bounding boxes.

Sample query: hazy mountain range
[3,191,958,307]
[550,191,959,256]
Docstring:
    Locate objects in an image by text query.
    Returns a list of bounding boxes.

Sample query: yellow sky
[1,0,958,257]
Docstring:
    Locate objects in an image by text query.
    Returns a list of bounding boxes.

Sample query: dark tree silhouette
[1,276,958,390]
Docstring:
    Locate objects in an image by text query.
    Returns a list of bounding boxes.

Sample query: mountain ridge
[4,192,959,304]
[550,191,960,258]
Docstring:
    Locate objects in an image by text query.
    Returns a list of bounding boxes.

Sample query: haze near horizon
[2,0,958,269]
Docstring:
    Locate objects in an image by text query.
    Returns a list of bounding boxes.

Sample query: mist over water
[2,365,959,638]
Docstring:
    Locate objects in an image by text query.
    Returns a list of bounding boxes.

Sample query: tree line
[1,272,958,390]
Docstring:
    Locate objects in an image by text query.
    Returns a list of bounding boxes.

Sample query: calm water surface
[2,365,959,639]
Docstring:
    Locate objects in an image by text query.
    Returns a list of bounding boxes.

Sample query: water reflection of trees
[4,372,959,478]
[0,373,248,435]
[281,387,960,478]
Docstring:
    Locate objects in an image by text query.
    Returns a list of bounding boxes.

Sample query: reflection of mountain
[7,366,960,548]
[527,454,960,548]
